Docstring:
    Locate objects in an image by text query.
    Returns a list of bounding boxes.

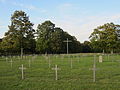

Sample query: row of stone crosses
[4,55,104,82]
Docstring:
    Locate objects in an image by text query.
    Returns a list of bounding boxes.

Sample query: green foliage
[36,21,81,54]
[3,10,120,54]
[89,23,120,53]
[1,10,35,54]
[81,41,92,53]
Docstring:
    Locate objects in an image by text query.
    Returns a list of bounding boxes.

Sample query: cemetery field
[1,54,120,90]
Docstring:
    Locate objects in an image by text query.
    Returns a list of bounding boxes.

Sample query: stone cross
[9,59,13,68]
[61,54,64,60]
[63,38,72,54]
[18,56,21,60]
[70,59,73,69]
[48,57,51,68]
[29,59,31,68]
[107,54,110,61]
[32,55,36,61]
[77,56,80,63]
[99,55,103,63]
[55,55,58,60]
[6,57,8,62]
[45,56,48,60]
[111,50,113,54]
[89,55,98,82]
[19,64,26,80]
[52,65,60,80]
[103,50,104,54]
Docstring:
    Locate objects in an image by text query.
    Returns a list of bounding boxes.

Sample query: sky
[0,0,120,42]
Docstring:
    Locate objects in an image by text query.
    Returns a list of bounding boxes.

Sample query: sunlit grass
[0,54,120,90]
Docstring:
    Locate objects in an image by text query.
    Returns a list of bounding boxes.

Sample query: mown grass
[0,54,120,90]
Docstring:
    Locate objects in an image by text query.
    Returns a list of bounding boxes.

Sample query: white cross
[32,55,36,61]
[9,59,13,68]
[77,56,80,63]
[19,64,26,80]
[48,57,51,68]
[18,56,21,60]
[29,59,31,68]
[63,38,72,54]
[6,57,8,62]
[45,56,48,60]
[70,59,73,69]
[89,55,98,82]
[108,54,110,61]
[61,55,64,60]
[102,50,105,55]
[52,65,60,80]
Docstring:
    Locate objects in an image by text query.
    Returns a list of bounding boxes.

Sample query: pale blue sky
[0,0,120,42]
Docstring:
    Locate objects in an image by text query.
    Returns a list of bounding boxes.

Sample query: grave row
[1,54,120,82]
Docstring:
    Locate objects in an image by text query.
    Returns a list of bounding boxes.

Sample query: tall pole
[21,48,23,59]
[55,65,58,80]
[20,32,23,59]
[89,55,98,82]
[21,64,24,79]
[67,38,68,54]
[63,38,72,54]
[93,55,96,82]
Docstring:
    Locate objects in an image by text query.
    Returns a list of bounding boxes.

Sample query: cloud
[0,0,6,3]
[57,3,89,18]
[59,3,72,9]
[0,25,7,38]
[52,14,120,42]
[57,3,75,14]
[12,2,47,13]
[0,26,7,29]
[12,2,37,10]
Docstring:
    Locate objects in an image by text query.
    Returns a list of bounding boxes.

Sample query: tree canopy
[36,20,82,54]
[89,22,120,53]
[1,10,35,55]
[1,10,120,55]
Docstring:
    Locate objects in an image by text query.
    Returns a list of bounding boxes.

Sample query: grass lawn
[0,54,120,90]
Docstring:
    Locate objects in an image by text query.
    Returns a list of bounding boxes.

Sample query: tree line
[0,10,120,55]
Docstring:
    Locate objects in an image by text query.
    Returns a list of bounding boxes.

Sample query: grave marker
[45,55,48,60]
[19,64,26,79]
[89,55,98,82]
[61,55,64,60]
[111,50,113,54]
[107,54,110,61]
[6,57,8,62]
[77,56,80,63]
[18,56,21,60]
[9,59,13,68]
[29,59,31,68]
[48,57,51,68]
[52,65,60,80]
[99,55,103,63]
[70,59,73,69]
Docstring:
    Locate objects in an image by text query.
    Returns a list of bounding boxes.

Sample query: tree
[1,10,35,55]
[81,41,92,53]
[36,20,82,54]
[50,27,64,53]
[89,22,120,53]
[36,21,55,53]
